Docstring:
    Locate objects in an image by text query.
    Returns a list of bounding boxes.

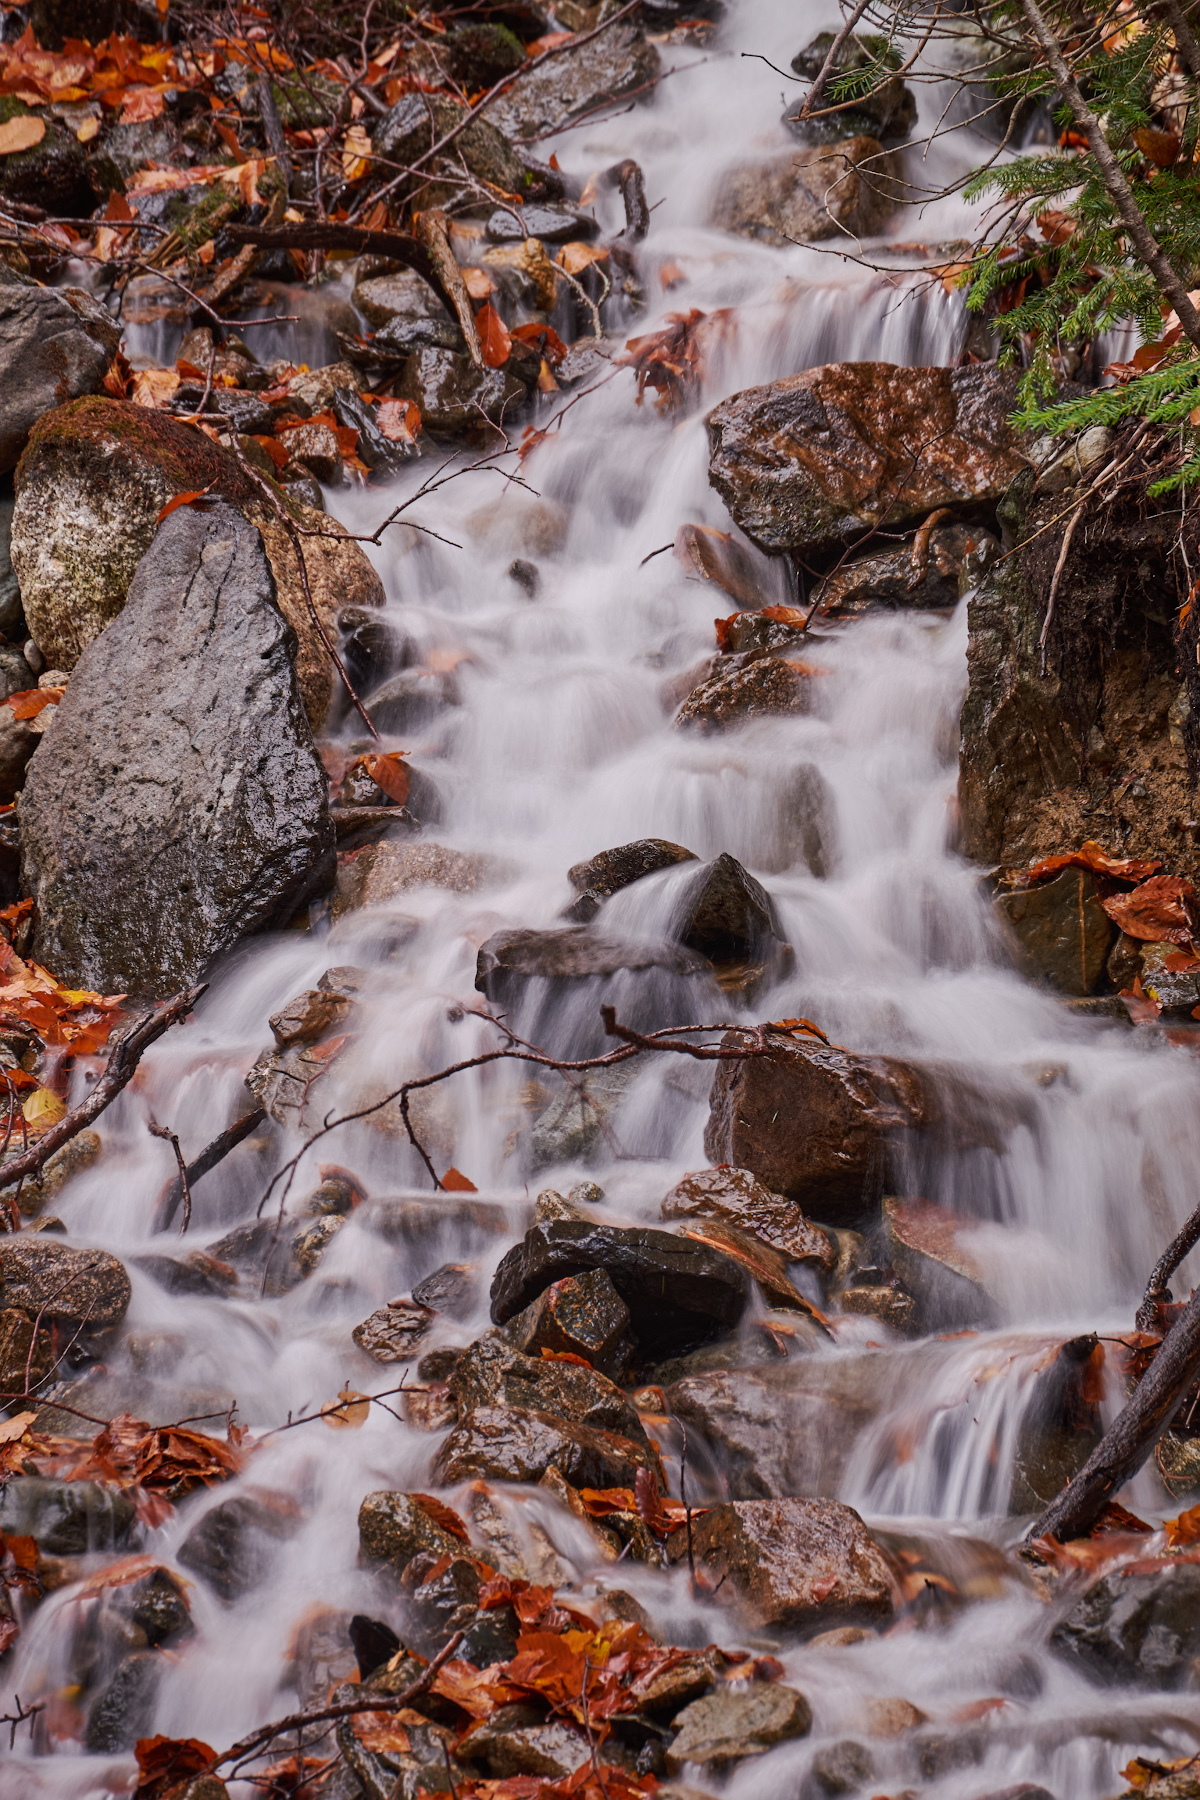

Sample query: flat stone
[810,524,991,615]
[0,1237,130,1331]
[666,1498,893,1634]
[353,1302,433,1363]
[458,1707,589,1778]
[674,653,810,731]
[476,927,712,998]
[674,522,782,609]
[358,1490,465,1574]
[269,987,353,1047]
[666,1683,812,1771]
[1050,1560,1200,1688]
[712,138,900,247]
[662,1167,835,1268]
[354,268,452,331]
[704,1032,929,1225]
[0,283,118,473]
[449,1335,651,1448]
[707,362,1026,560]
[332,840,499,920]
[20,503,335,996]
[568,838,697,899]
[488,23,659,140]
[490,1220,753,1359]
[882,1197,995,1330]
[504,1267,635,1381]
[995,867,1115,996]
[434,1404,657,1489]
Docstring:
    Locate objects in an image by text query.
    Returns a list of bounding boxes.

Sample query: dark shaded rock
[881,1196,995,1330]
[363,665,460,736]
[838,1282,919,1335]
[434,1404,657,1489]
[30,0,118,48]
[674,652,810,731]
[0,699,38,803]
[444,23,527,89]
[476,927,711,1000]
[20,502,335,996]
[486,204,598,244]
[349,1614,401,1680]
[118,1565,193,1646]
[397,347,525,434]
[373,91,531,197]
[1009,1334,1102,1513]
[490,1220,753,1359]
[665,1684,812,1771]
[810,523,994,615]
[808,1739,876,1796]
[489,23,659,139]
[504,1267,635,1381]
[85,1650,160,1753]
[1050,1560,1200,1687]
[0,106,91,216]
[402,1552,482,1655]
[353,1301,433,1364]
[661,1167,835,1269]
[704,1033,929,1225]
[707,363,1026,559]
[785,33,915,143]
[666,1498,893,1634]
[671,1219,822,1317]
[995,867,1115,996]
[412,1262,477,1317]
[0,1475,135,1556]
[458,1706,589,1778]
[132,1250,239,1298]
[0,284,119,476]
[178,1492,301,1602]
[674,852,791,985]
[1140,940,1200,1016]
[354,267,453,332]
[358,1490,465,1573]
[449,1334,650,1446]
[568,838,697,899]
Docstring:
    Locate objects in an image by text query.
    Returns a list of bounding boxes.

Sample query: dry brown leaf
[0,115,45,155]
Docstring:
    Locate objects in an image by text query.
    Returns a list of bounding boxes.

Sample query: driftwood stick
[0,988,204,1206]
[415,208,483,368]
[1138,1204,1200,1330]
[1030,1284,1200,1542]
[154,1105,268,1234]
[224,221,458,318]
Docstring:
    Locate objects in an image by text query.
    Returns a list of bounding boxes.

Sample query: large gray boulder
[20,501,335,996]
[0,282,118,474]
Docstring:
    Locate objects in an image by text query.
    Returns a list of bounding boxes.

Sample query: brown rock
[662,1166,835,1270]
[674,653,810,731]
[352,1302,433,1363]
[666,1497,893,1633]
[449,1334,651,1448]
[282,421,343,485]
[811,523,993,615]
[504,1267,635,1381]
[269,987,352,1048]
[475,927,712,997]
[664,1362,879,1499]
[839,1283,919,1335]
[882,1196,995,1330]
[665,1683,812,1771]
[712,138,900,246]
[332,840,500,919]
[568,838,697,900]
[673,1219,825,1320]
[995,867,1114,996]
[704,1032,929,1225]
[707,362,1026,559]
[674,523,784,609]
[434,1405,657,1488]
[358,1489,464,1573]
[458,1708,589,1779]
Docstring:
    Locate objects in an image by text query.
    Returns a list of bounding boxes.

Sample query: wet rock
[807,1739,876,1796]
[666,1683,812,1771]
[662,1167,835,1269]
[810,524,992,615]
[19,1128,102,1220]
[353,1301,433,1364]
[0,699,37,803]
[354,267,453,332]
[527,1061,641,1168]
[444,22,526,89]
[675,521,782,609]
[363,665,460,738]
[292,1215,344,1274]
[459,1706,589,1779]
[664,1362,876,1499]
[114,1565,193,1646]
[0,1304,49,1393]
[881,1197,995,1330]
[674,652,810,731]
[0,106,91,215]
[1156,1431,1200,1499]
[373,91,532,199]
[401,1551,484,1654]
[0,1476,134,1556]
[1050,1559,1200,1688]
[205,1218,303,1297]
[704,1033,929,1225]
[838,1283,919,1334]
[1010,1334,1102,1512]
[674,853,791,988]
[0,1237,130,1337]
[359,1490,464,1575]
[504,1267,636,1381]
[713,138,900,248]
[0,284,119,476]
[568,838,697,901]
[132,1250,239,1298]
[707,363,1026,560]
[995,867,1115,996]
[397,348,525,435]
[449,1334,651,1445]
[269,987,353,1048]
[178,1492,301,1602]
[489,23,659,140]
[11,397,383,729]
[435,1404,657,1489]
[673,1219,823,1317]
[490,1219,754,1359]
[85,1650,160,1752]
[667,1498,893,1634]
[786,34,915,142]
[20,503,334,996]
[475,927,712,1002]
[284,421,343,485]
[333,840,499,919]
[284,362,359,416]
[1138,941,1200,1016]
[411,1263,477,1317]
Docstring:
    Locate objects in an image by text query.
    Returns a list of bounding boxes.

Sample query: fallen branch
[154,1105,268,1234]
[224,220,448,304]
[415,208,484,368]
[1029,1283,1200,1542]
[148,1118,192,1235]
[1138,1201,1200,1330]
[0,988,204,1212]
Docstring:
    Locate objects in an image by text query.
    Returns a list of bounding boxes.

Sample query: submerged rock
[332,840,499,920]
[666,1498,893,1634]
[568,838,697,902]
[0,1475,134,1555]
[881,1197,996,1330]
[0,283,119,474]
[20,503,334,996]
[178,1492,301,1602]
[1050,1560,1200,1688]
[707,363,1026,559]
[475,927,712,1001]
[674,652,811,731]
[674,852,792,987]
[712,138,900,246]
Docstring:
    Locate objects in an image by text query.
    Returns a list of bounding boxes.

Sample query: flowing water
[7,1,1200,1793]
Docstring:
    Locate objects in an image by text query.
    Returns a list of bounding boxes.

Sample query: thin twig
[148,1117,193,1234]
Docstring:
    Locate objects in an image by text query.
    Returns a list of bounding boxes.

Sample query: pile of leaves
[1,1406,243,1526]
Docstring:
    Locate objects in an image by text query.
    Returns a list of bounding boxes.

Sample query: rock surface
[20,502,334,996]
[704,1033,929,1224]
[435,1405,658,1489]
[11,397,383,728]
[504,1267,635,1381]
[0,283,119,474]
[359,1490,465,1573]
[666,1683,812,1770]
[662,1167,835,1268]
[712,138,900,246]
[995,867,1115,996]
[674,652,810,731]
[882,1197,995,1329]
[332,840,499,919]
[707,363,1026,559]
[666,1498,894,1633]
[475,927,713,999]
[1050,1560,1200,1688]
[568,838,697,900]
[488,23,659,140]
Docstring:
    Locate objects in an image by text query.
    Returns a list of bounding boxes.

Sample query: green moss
[19,398,261,509]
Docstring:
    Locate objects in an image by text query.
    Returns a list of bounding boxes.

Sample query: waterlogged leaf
[557,239,608,276]
[1165,1503,1200,1547]
[321,1386,370,1429]
[1008,841,1164,889]
[156,483,216,524]
[511,321,568,365]
[476,302,512,369]
[134,1733,216,1796]
[361,751,411,805]
[351,1714,411,1754]
[441,1166,477,1192]
[22,1086,66,1130]
[0,114,45,154]
[1102,875,1198,945]
[376,398,421,444]
[411,1492,470,1542]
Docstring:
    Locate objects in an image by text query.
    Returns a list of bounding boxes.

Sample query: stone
[434,1404,657,1489]
[1156,1431,1200,1499]
[488,23,659,140]
[568,838,697,900]
[504,1267,636,1381]
[0,284,118,475]
[665,1684,812,1772]
[269,988,353,1048]
[178,1492,301,1602]
[672,1219,821,1317]
[359,1490,465,1574]
[712,138,900,247]
[458,1707,589,1779]
[810,524,992,615]
[838,1283,918,1334]
[673,853,791,985]
[284,421,343,485]
[401,1553,487,1656]
[285,362,360,415]
[1050,1559,1200,1688]
[11,397,384,729]
[808,1739,876,1795]
[475,927,713,1002]
[396,348,526,435]
[85,1651,160,1752]
[707,362,1026,560]
[373,91,532,197]
[0,1237,130,1333]
[1137,941,1200,1016]
[412,1263,477,1317]
[444,22,526,89]
[449,1335,651,1446]
[353,1302,433,1364]
[786,34,915,142]
[292,1215,344,1274]
[0,106,91,216]
[995,867,1115,996]
[0,1475,134,1556]
[674,653,811,731]
[664,1362,878,1499]
[132,1251,239,1298]
[490,1220,754,1359]
[354,268,453,332]
[18,1128,102,1219]
[20,503,334,997]
[332,840,498,920]
[704,1033,929,1225]
[0,700,38,803]
[1009,1334,1102,1512]
[675,522,783,609]
[881,1197,995,1330]
[666,1498,893,1634]
[662,1167,835,1269]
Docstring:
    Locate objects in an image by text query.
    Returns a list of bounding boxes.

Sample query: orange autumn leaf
[156,483,216,524]
[411,1492,470,1542]
[321,1386,371,1429]
[375,398,421,444]
[361,751,411,805]
[134,1734,217,1795]
[557,240,609,277]
[1102,874,1198,945]
[6,687,62,720]
[0,114,45,154]
[251,434,290,472]
[1008,841,1163,889]
[1165,1503,1200,1547]
[511,321,568,365]
[441,1166,477,1192]
[476,302,512,369]
[1134,125,1179,166]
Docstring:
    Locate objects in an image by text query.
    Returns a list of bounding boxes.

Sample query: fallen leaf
[1166,1503,1200,1547]
[1008,841,1164,888]
[0,114,45,154]
[75,114,99,141]
[476,301,512,369]
[361,751,411,805]
[156,483,217,523]
[22,1086,65,1130]
[1134,125,1179,166]
[460,265,495,300]
[511,321,568,365]
[134,1733,216,1797]
[411,1492,470,1542]
[5,687,62,720]
[0,1410,36,1444]
[321,1386,370,1429]
[375,398,421,444]
[341,121,372,181]
[441,1167,477,1192]
[557,240,609,276]
[1102,874,1198,944]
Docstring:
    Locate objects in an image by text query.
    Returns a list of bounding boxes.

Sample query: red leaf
[511,321,568,366]
[5,687,62,720]
[411,1492,471,1543]
[360,751,410,806]
[476,302,512,369]
[156,482,216,524]
[441,1166,477,1191]
[1102,874,1198,944]
[1008,841,1163,889]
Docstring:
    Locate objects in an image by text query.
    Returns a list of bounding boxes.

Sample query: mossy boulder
[11,398,384,728]
[0,99,92,216]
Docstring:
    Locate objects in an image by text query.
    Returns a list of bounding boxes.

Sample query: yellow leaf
[341,122,372,182]
[321,1387,370,1429]
[75,115,99,143]
[0,115,46,156]
[0,1410,36,1444]
[22,1087,65,1130]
